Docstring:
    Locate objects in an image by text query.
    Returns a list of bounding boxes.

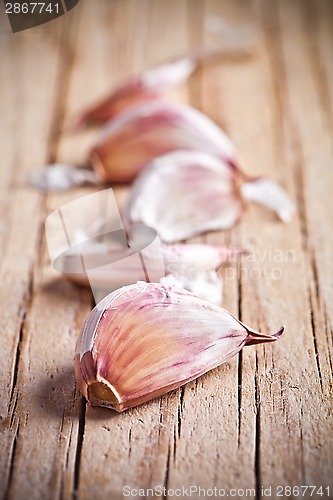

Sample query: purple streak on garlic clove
[74,282,284,412]
[89,101,240,183]
[124,151,294,242]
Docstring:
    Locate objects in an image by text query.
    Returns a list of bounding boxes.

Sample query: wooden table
[1,1,332,499]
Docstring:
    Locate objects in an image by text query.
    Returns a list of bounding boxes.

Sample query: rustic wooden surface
[0,1,332,499]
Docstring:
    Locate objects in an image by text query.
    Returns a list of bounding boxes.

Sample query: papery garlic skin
[241,178,294,223]
[74,282,284,412]
[160,270,223,305]
[89,102,239,183]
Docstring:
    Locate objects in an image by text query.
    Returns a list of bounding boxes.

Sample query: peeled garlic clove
[74,282,284,412]
[125,151,244,242]
[125,151,294,242]
[67,56,196,131]
[89,101,239,183]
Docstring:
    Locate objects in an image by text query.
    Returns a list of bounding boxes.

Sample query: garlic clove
[125,151,294,242]
[74,282,284,412]
[89,101,239,183]
[67,56,196,131]
[124,151,244,242]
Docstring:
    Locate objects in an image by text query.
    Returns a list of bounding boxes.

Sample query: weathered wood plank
[275,0,333,486]
[205,0,299,491]
[166,0,261,494]
[278,0,333,390]
[187,0,331,495]
[211,0,333,491]
[0,0,332,499]
[0,8,93,500]
[0,24,66,499]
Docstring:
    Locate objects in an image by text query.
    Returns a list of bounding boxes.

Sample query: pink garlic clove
[67,56,196,131]
[125,151,294,242]
[89,101,239,183]
[74,282,284,412]
[124,151,244,242]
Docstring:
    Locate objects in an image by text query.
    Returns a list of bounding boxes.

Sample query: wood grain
[0,1,332,499]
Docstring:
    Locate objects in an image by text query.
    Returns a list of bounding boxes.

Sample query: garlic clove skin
[125,151,245,242]
[89,102,239,183]
[160,244,243,304]
[67,56,197,131]
[27,164,101,191]
[74,282,284,412]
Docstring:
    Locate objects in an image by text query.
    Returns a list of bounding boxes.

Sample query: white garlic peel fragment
[241,178,295,222]
[160,270,223,305]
